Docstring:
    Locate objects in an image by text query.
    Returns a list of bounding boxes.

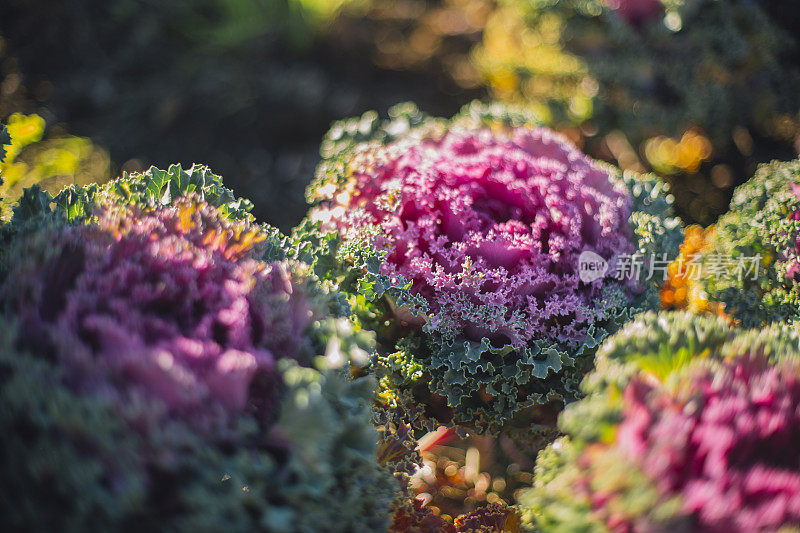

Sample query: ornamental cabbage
[701,159,800,326]
[521,312,800,532]
[0,172,396,531]
[305,103,682,432]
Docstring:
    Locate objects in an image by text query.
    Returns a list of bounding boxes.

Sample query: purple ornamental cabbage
[1,193,395,531]
[330,127,634,349]
[308,105,681,431]
[12,197,302,431]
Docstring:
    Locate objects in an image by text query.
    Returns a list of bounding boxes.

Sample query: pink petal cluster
[615,356,800,532]
[19,199,313,433]
[334,127,634,348]
[607,0,664,26]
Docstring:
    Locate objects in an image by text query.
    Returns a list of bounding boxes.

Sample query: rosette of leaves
[0,172,395,530]
[303,102,682,433]
[520,311,800,532]
[701,158,800,327]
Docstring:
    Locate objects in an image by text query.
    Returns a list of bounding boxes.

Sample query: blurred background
[2,0,799,519]
[0,0,489,227]
[2,0,798,230]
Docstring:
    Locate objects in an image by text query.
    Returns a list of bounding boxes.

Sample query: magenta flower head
[522,312,800,532]
[328,122,634,347]
[0,166,395,531]
[305,103,682,432]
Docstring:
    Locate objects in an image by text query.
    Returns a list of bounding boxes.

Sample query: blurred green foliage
[473,0,594,126]
[472,0,800,224]
[0,113,109,220]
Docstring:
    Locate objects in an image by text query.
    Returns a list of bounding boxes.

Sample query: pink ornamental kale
[614,356,800,532]
[12,197,312,433]
[328,127,635,349]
